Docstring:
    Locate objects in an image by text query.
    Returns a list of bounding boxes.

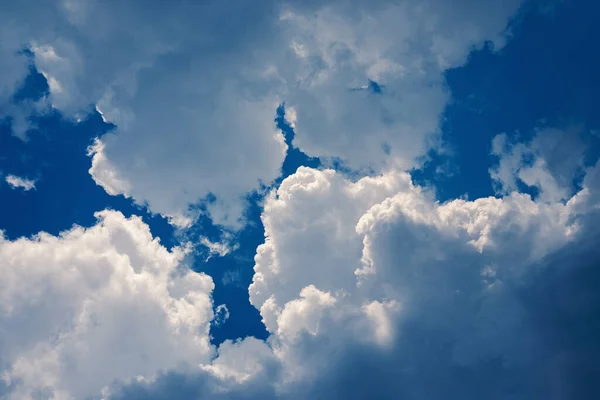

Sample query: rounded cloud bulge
[0,211,215,399]
[3,0,291,228]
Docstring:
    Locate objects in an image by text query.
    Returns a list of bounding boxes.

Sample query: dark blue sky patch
[199,105,320,345]
[0,66,176,248]
[277,104,320,178]
[11,66,49,103]
[187,193,269,345]
[413,0,600,203]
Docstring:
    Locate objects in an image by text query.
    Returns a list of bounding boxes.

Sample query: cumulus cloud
[0,211,215,399]
[1,161,599,399]
[246,162,595,398]
[99,159,600,400]
[2,0,289,228]
[0,0,524,227]
[251,165,575,337]
[5,174,36,191]
[282,0,523,171]
[250,167,415,333]
[105,337,279,400]
[3,1,599,399]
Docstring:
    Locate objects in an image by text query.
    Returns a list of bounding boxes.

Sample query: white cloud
[103,336,279,400]
[2,0,289,228]
[2,159,599,399]
[5,174,36,191]
[0,211,215,399]
[251,165,573,340]
[276,285,336,341]
[200,236,239,261]
[250,166,414,329]
[4,1,599,399]
[281,0,524,171]
[0,0,524,227]
[103,159,600,399]
[242,159,596,398]
[490,127,587,202]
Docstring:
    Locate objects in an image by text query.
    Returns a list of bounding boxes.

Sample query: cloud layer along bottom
[3,159,600,399]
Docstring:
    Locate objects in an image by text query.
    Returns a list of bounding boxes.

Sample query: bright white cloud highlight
[0,211,215,399]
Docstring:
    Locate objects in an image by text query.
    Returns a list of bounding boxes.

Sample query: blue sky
[1,0,599,399]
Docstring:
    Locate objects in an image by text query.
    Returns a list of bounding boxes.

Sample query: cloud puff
[5,174,36,191]
[100,158,600,399]
[214,304,231,327]
[0,0,524,227]
[2,0,289,228]
[490,127,588,202]
[251,165,574,345]
[244,160,597,399]
[2,1,599,399]
[0,211,215,399]
[281,0,523,171]
[2,160,599,399]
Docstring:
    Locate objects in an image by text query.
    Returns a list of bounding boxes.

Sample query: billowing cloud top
[1,0,599,399]
[0,211,215,399]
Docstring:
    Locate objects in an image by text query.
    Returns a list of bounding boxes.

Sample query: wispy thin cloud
[5,174,36,191]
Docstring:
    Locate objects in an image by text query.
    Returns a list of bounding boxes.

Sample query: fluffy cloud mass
[0,0,522,226]
[102,157,600,399]
[0,211,215,399]
[4,158,599,399]
[282,0,522,171]
[1,140,599,399]
[2,0,599,399]
[245,165,586,397]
